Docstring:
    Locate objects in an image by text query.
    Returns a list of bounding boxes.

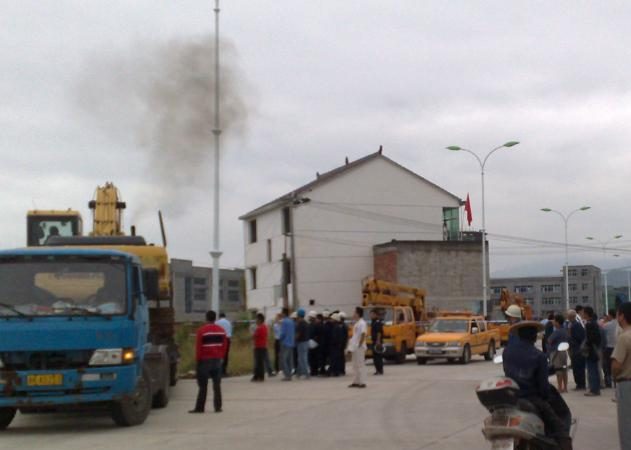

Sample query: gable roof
[239,150,463,221]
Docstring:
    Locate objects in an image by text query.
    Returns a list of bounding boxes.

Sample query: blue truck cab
[0,247,171,429]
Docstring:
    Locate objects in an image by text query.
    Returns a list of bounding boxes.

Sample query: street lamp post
[585,235,623,314]
[446,141,519,318]
[540,206,591,312]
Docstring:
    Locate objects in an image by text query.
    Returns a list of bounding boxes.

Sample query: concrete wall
[242,155,462,316]
[171,258,245,322]
[373,240,486,313]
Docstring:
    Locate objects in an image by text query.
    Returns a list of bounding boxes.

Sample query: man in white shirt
[348,306,367,388]
[216,312,233,376]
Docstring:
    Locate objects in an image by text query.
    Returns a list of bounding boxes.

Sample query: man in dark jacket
[320,311,333,376]
[567,309,587,391]
[370,309,385,375]
[583,306,601,396]
[503,322,573,450]
[308,311,322,376]
[328,313,345,376]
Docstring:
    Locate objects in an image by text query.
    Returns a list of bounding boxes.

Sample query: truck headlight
[451,341,463,347]
[89,348,135,366]
[415,342,427,348]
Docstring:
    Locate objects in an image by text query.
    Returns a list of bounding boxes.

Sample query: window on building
[568,269,577,277]
[193,286,207,302]
[193,277,206,286]
[491,287,505,295]
[581,268,589,277]
[283,258,291,285]
[250,267,257,290]
[282,207,291,235]
[184,276,192,313]
[227,290,240,303]
[570,296,577,303]
[582,296,589,303]
[442,207,459,241]
[569,283,577,291]
[249,220,257,244]
[581,283,589,290]
[541,285,560,293]
[267,239,272,263]
[228,280,240,288]
[514,285,532,293]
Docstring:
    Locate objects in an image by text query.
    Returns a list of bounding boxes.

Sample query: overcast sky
[4,1,631,280]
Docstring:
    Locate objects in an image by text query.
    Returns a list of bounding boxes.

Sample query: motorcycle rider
[502,321,573,450]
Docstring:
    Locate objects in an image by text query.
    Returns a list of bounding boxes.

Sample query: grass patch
[175,321,273,377]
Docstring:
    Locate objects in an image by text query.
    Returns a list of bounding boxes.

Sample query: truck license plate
[27,374,63,386]
[428,349,443,354]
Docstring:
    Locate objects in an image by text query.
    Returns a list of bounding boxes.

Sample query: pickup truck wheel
[416,357,427,365]
[111,367,152,426]
[0,408,16,430]
[484,341,496,361]
[396,343,407,364]
[459,345,471,365]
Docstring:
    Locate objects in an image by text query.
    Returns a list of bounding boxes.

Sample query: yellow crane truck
[26,183,179,385]
[362,278,427,364]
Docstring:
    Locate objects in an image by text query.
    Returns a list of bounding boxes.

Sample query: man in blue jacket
[279,308,296,381]
[567,309,586,391]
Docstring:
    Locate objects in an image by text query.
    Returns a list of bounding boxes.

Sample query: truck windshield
[429,319,468,333]
[0,256,127,317]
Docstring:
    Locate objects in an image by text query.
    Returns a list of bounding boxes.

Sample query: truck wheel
[0,408,16,430]
[416,357,427,365]
[396,343,407,364]
[484,341,496,361]
[169,362,178,387]
[459,345,471,365]
[111,367,152,426]
[152,373,170,409]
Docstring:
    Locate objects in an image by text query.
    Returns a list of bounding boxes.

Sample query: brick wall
[374,248,397,282]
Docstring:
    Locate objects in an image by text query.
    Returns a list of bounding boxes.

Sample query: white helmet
[290,311,298,319]
[505,304,522,319]
[307,310,317,319]
[331,313,341,322]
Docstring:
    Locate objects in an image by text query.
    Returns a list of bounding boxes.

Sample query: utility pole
[209,0,222,313]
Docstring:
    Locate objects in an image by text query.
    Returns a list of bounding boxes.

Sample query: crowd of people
[537,304,622,397]
[257,306,373,387]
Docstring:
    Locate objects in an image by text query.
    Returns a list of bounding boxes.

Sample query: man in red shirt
[190,310,227,414]
[252,313,268,382]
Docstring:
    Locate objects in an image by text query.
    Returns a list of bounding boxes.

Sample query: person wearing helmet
[505,304,522,347]
[503,321,573,450]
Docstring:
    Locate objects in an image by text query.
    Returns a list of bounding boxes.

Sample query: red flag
[464,194,473,226]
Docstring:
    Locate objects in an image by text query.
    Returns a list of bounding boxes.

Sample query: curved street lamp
[540,206,591,311]
[446,141,519,317]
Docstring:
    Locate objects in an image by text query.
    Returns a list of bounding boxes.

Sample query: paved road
[0,357,619,450]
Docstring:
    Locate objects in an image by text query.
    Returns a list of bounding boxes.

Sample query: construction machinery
[25,183,178,385]
[362,278,427,364]
[487,288,534,345]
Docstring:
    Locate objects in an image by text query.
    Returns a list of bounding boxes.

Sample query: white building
[239,149,463,316]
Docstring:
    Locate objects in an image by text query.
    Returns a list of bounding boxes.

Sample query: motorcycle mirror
[557,342,570,352]
[493,354,503,364]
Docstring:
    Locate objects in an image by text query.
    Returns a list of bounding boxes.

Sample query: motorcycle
[476,342,577,450]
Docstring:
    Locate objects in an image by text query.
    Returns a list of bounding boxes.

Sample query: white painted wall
[243,156,461,315]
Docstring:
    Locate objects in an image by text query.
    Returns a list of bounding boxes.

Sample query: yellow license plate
[27,374,63,386]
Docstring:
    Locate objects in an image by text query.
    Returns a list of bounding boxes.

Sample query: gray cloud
[3,0,631,278]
